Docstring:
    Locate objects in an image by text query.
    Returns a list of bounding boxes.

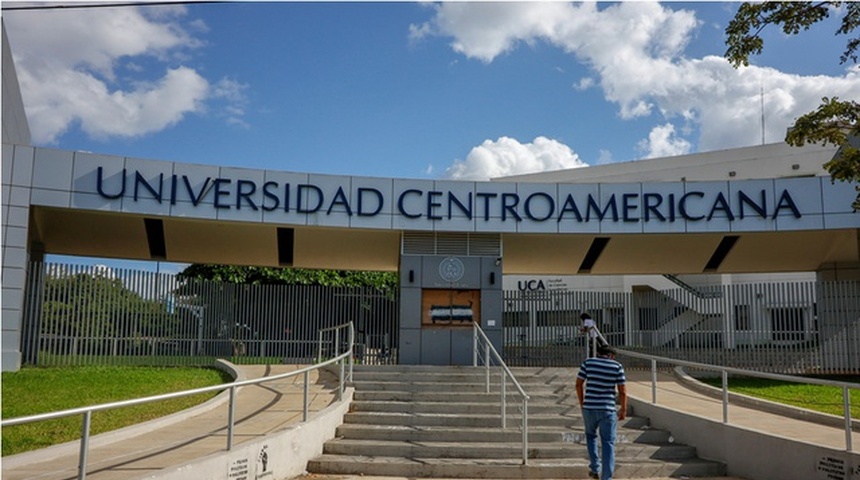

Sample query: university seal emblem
[439,257,465,282]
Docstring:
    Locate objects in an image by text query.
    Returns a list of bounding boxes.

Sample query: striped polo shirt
[577,356,626,411]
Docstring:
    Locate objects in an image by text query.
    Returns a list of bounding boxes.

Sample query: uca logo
[439,257,465,282]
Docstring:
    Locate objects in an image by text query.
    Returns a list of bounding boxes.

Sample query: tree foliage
[178,264,398,291]
[40,271,179,358]
[725,1,860,209]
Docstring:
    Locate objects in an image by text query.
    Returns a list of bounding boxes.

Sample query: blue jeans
[582,408,617,480]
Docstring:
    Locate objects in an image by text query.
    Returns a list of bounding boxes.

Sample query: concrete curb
[673,366,860,432]
[2,359,243,469]
[145,387,354,480]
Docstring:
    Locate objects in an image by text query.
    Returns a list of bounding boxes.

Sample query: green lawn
[701,375,860,418]
[1,365,232,456]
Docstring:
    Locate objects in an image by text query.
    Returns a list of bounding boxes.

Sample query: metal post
[844,386,853,452]
[78,411,92,480]
[484,342,490,394]
[338,359,345,402]
[501,371,507,429]
[521,398,529,465]
[472,324,478,367]
[303,370,310,422]
[227,386,236,451]
[650,359,657,404]
[333,333,339,358]
[721,370,729,424]
[317,330,322,363]
[348,323,355,382]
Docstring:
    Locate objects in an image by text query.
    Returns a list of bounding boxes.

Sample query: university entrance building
[3,25,859,372]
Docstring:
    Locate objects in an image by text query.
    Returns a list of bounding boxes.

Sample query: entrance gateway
[2,30,859,370]
[3,140,859,370]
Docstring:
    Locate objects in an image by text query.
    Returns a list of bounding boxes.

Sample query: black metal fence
[21,263,399,367]
[19,262,860,373]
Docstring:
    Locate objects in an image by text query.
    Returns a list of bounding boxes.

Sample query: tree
[725,1,860,209]
[178,264,398,292]
[176,265,400,358]
[40,271,178,356]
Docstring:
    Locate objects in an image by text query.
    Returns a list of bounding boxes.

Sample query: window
[770,308,805,342]
[734,305,750,331]
[503,311,529,328]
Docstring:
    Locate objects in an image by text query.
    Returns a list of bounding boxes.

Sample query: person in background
[579,312,597,357]
[575,343,627,480]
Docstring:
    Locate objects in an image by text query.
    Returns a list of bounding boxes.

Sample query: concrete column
[2,144,34,371]
[816,261,860,371]
[398,254,502,365]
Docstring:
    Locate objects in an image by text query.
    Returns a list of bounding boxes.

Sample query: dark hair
[597,343,616,356]
[580,313,592,320]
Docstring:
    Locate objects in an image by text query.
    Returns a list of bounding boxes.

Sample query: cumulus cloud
[444,136,588,181]
[638,123,692,159]
[413,2,860,157]
[4,5,243,144]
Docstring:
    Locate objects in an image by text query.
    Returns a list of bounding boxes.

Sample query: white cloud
[3,5,238,144]
[638,123,692,159]
[212,77,250,129]
[574,77,595,91]
[416,2,860,156]
[444,136,588,181]
[596,149,614,165]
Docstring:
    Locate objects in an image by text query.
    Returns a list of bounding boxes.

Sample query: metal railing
[472,323,530,465]
[317,322,355,396]
[617,348,857,453]
[1,322,355,480]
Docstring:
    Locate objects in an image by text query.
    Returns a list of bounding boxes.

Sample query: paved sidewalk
[623,369,859,452]
[2,364,338,480]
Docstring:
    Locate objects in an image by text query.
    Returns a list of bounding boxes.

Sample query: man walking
[575,343,627,480]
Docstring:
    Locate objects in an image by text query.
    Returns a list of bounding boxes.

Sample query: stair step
[343,411,582,428]
[350,400,572,415]
[335,424,672,444]
[353,390,570,403]
[351,371,575,385]
[350,381,562,393]
[307,454,727,479]
[323,439,698,460]
[305,365,725,479]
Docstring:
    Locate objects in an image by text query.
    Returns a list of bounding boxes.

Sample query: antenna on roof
[760,76,766,145]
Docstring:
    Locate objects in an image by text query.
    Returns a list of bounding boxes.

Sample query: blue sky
[3,1,859,272]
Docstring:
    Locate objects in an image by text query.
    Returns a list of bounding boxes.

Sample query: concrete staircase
[306,365,726,478]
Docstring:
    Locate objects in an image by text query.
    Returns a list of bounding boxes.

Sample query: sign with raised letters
[94,166,808,227]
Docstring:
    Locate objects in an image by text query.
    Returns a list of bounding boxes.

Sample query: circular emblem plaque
[439,257,465,282]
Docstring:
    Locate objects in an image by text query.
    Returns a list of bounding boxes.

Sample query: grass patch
[700,375,860,418]
[34,353,291,367]
[1,365,232,456]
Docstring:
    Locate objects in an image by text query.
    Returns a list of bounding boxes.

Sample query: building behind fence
[19,262,860,374]
[502,281,860,374]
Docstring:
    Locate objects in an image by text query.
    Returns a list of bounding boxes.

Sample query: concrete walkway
[3,364,856,480]
[623,369,859,453]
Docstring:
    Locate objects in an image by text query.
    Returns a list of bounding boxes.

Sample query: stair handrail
[317,322,355,383]
[616,347,857,453]
[662,274,723,298]
[585,324,611,359]
[1,321,355,480]
[472,323,531,465]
